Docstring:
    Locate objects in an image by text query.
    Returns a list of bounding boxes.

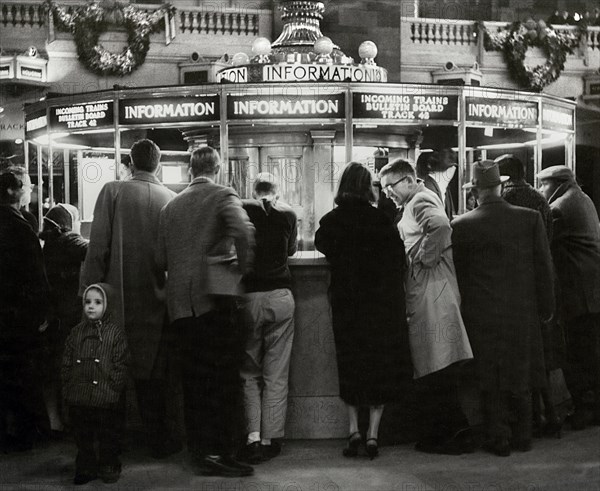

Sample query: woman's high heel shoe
[365,438,379,460]
[342,432,362,457]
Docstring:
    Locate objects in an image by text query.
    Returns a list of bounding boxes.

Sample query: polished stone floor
[1,427,599,490]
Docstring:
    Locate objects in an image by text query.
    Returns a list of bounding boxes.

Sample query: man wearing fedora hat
[452,160,555,456]
[537,165,600,428]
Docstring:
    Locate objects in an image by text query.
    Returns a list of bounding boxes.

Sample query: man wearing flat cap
[538,165,600,428]
[452,160,555,456]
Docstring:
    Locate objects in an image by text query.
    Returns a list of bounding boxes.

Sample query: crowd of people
[547,8,600,26]
[1,140,599,484]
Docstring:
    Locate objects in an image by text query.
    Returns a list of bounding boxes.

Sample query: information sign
[353,93,458,121]
[49,101,114,131]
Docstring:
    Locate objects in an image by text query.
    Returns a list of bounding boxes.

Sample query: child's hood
[82,282,117,322]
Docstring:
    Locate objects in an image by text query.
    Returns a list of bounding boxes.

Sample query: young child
[62,283,130,485]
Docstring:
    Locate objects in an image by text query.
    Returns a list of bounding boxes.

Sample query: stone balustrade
[0,1,267,37]
[403,17,600,55]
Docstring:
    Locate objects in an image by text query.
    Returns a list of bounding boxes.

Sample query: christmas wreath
[44,0,175,76]
[482,20,581,92]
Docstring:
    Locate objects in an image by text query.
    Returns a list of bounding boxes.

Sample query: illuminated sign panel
[353,93,458,121]
[25,109,47,138]
[49,101,114,131]
[228,94,345,119]
[466,97,538,126]
[0,64,11,79]
[120,96,220,125]
[218,63,387,83]
[20,66,42,80]
[542,104,574,131]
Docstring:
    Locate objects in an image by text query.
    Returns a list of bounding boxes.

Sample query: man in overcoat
[156,146,255,477]
[538,165,600,427]
[379,159,473,455]
[452,160,555,456]
[80,139,178,457]
[0,167,49,452]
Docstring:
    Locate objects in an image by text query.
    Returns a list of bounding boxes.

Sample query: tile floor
[1,428,599,490]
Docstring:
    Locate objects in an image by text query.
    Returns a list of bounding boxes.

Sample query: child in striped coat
[62,283,130,485]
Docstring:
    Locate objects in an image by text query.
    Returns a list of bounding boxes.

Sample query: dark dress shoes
[261,441,281,461]
[196,455,254,477]
[98,464,121,484]
[73,470,97,485]
[151,438,183,459]
[482,438,511,457]
[237,441,263,464]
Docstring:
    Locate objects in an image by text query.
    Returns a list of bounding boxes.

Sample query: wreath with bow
[482,20,581,92]
[44,0,175,76]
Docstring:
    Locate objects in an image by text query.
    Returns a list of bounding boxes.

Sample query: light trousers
[241,289,295,439]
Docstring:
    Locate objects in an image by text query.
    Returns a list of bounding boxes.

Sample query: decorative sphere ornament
[525,18,537,30]
[26,46,38,57]
[314,36,334,56]
[232,52,250,66]
[527,29,538,40]
[358,40,377,65]
[252,37,272,57]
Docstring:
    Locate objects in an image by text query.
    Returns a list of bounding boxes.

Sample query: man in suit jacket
[156,147,255,477]
[80,139,178,458]
[416,150,456,220]
[538,165,600,427]
[452,160,555,457]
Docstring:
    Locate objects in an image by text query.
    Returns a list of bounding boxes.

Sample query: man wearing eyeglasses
[379,159,473,455]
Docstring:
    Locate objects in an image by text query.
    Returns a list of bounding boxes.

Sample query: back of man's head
[190,147,220,177]
[254,172,278,198]
[379,158,416,179]
[130,139,161,173]
[495,154,525,181]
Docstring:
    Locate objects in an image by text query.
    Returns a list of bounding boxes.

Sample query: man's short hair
[379,158,416,179]
[495,154,525,181]
[0,166,28,205]
[254,172,278,196]
[130,139,161,172]
[190,147,220,177]
[416,151,441,177]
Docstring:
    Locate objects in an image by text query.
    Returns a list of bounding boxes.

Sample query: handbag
[206,253,243,297]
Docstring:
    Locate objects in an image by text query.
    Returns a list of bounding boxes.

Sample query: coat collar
[189,176,215,186]
[131,170,161,185]
[0,204,28,223]
[548,180,577,205]
[476,196,505,207]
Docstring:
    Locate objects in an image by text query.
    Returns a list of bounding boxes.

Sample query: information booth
[22,0,577,438]
[24,83,576,246]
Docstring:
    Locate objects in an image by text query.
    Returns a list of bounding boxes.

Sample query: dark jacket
[547,180,600,319]
[62,283,130,409]
[452,198,555,392]
[242,198,297,293]
[315,199,411,404]
[422,174,455,221]
[0,205,49,350]
[43,231,89,330]
[502,180,553,241]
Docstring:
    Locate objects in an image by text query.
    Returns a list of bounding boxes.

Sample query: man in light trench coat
[379,158,473,455]
[80,139,180,458]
